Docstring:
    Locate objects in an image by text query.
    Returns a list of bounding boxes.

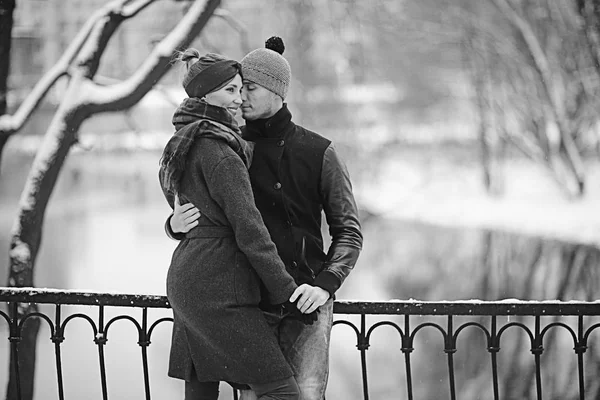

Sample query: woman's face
[204,74,243,116]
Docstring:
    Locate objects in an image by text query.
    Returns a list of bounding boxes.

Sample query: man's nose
[241,87,248,101]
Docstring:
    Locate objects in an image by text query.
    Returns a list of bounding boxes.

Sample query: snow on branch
[0,0,162,140]
[121,0,156,18]
[85,0,220,112]
[0,5,114,138]
[75,0,149,76]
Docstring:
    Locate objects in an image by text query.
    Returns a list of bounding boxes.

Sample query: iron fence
[1,287,600,400]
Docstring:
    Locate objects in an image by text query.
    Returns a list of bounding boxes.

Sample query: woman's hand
[170,194,201,233]
[289,284,330,314]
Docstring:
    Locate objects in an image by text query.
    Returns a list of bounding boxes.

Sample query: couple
[159,36,363,400]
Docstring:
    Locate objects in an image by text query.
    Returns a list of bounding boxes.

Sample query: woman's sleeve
[207,155,297,304]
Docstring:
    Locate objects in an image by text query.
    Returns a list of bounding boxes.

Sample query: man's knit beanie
[241,36,291,100]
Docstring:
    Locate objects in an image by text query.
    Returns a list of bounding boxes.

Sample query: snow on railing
[2,287,600,400]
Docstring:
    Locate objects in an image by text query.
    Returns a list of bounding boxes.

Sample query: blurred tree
[491,0,587,197]
[0,0,16,170]
[0,0,223,399]
[461,4,505,195]
[278,0,318,125]
[396,0,600,198]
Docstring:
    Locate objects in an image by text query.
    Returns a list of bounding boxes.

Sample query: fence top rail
[2,287,600,315]
[0,287,171,308]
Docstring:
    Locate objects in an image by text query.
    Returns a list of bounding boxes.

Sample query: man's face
[241,80,281,121]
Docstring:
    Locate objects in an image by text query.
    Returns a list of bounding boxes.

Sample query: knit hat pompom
[265,36,285,55]
[241,36,291,99]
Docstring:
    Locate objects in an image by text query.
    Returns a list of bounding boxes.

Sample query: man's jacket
[241,104,362,296]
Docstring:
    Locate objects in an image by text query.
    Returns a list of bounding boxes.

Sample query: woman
[159,50,300,400]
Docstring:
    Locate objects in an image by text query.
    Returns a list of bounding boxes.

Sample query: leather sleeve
[313,144,363,295]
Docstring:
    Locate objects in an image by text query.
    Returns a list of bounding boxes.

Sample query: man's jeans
[240,298,334,400]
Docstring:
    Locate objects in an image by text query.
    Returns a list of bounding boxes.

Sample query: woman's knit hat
[182,52,242,99]
[241,36,291,100]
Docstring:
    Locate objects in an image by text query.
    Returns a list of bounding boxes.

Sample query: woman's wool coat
[160,119,297,385]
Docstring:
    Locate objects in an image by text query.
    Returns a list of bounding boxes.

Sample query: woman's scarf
[159,97,253,194]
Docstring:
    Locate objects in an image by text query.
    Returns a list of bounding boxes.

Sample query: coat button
[274,182,282,190]
[291,261,298,269]
[277,140,285,147]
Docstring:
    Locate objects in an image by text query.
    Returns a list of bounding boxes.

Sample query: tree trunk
[0,0,16,170]
[4,1,222,399]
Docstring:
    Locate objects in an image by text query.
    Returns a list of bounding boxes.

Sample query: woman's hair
[176,48,201,71]
[175,49,229,90]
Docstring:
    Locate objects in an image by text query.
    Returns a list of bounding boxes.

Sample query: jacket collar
[244,103,293,139]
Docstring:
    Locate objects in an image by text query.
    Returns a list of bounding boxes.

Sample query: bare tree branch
[213,8,250,53]
[122,0,156,17]
[491,0,560,112]
[84,0,220,112]
[76,2,132,77]
[503,130,547,163]
[0,4,111,138]
[491,0,586,196]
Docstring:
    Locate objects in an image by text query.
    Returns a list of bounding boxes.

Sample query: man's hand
[289,284,330,314]
[170,194,201,233]
[239,390,257,400]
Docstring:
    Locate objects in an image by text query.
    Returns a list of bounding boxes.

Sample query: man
[166,36,363,400]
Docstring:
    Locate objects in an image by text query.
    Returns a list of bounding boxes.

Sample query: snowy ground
[358,152,600,247]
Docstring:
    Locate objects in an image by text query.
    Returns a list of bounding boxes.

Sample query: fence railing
[1,287,600,400]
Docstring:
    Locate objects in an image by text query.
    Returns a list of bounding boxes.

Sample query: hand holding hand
[281,301,319,325]
[170,194,201,233]
[289,284,330,314]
